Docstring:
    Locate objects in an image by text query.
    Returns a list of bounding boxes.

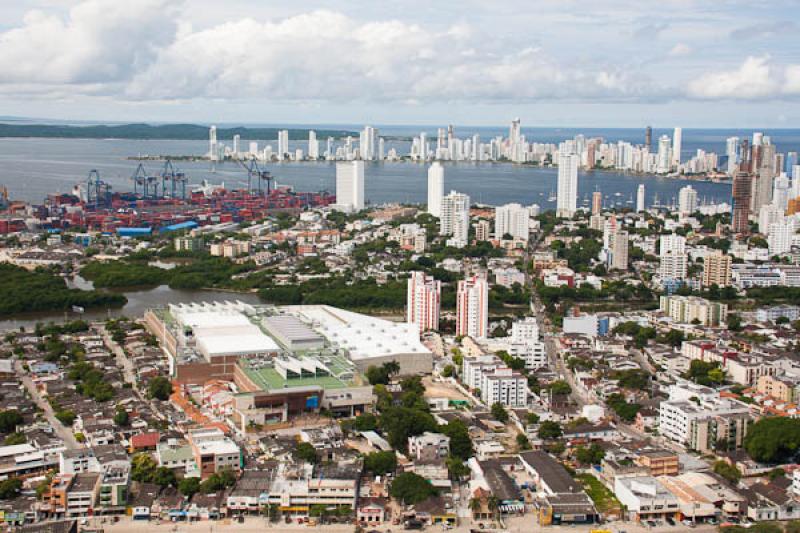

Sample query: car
[708,518,718,525]
[646,520,657,527]
[727,517,740,524]
[665,517,675,526]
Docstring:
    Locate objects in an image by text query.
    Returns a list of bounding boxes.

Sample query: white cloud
[668,43,691,57]
[686,56,800,99]
[0,0,177,88]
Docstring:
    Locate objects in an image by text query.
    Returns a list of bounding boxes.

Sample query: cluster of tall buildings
[406,272,489,340]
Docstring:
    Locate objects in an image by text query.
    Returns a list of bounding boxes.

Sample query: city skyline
[0,1,798,127]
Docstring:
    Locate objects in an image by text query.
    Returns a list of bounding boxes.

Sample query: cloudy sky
[0,0,798,128]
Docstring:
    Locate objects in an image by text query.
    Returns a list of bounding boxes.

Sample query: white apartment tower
[678,185,698,216]
[609,230,629,271]
[308,131,319,160]
[456,275,489,339]
[636,184,646,212]
[557,153,579,218]
[427,162,445,218]
[657,135,671,174]
[672,127,682,167]
[334,161,365,212]
[440,191,470,248]
[360,126,377,160]
[278,130,289,160]
[209,126,218,162]
[495,203,530,240]
[406,271,441,334]
[659,234,687,280]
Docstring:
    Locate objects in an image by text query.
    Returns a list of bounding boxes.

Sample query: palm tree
[385,360,400,377]
[487,495,499,521]
[469,497,481,518]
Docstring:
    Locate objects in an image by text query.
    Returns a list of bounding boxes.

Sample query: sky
[0,0,798,128]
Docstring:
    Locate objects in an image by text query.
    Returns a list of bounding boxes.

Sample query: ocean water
[3,126,796,207]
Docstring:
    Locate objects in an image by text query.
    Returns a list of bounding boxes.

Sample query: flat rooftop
[239,352,360,392]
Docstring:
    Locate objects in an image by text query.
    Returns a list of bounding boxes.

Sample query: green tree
[147,376,172,401]
[178,477,201,498]
[3,432,25,446]
[526,412,540,425]
[0,410,23,433]
[548,380,572,396]
[131,453,157,483]
[575,444,605,465]
[441,364,455,378]
[54,409,75,426]
[113,407,130,427]
[352,412,378,432]
[294,442,318,464]
[379,407,438,451]
[516,433,531,450]
[727,313,743,332]
[153,467,177,488]
[713,460,741,484]
[363,451,397,475]
[446,456,470,479]
[390,472,438,505]
[538,420,562,440]
[744,417,800,463]
[491,402,509,423]
[441,419,473,460]
[0,478,22,500]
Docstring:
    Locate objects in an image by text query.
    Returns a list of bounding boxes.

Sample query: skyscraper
[427,162,445,218]
[209,126,218,162]
[277,130,289,160]
[726,136,740,175]
[645,126,652,152]
[556,153,579,218]
[308,131,319,160]
[636,184,646,212]
[768,218,795,256]
[334,161,365,212]
[232,134,240,155]
[608,230,629,271]
[456,275,488,339]
[672,127,682,167]
[678,185,697,216]
[657,135,671,173]
[659,234,687,280]
[732,172,752,234]
[591,191,603,215]
[407,271,441,334]
[772,173,791,211]
[495,203,530,240]
[440,191,470,248]
[703,251,732,287]
[360,125,377,160]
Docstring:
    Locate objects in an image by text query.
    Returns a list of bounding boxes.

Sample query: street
[15,359,81,450]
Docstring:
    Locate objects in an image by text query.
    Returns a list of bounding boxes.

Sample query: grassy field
[576,473,623,514]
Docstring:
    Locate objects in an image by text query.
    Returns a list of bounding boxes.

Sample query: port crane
[236,157,273,196]
[86,169,112,209]
[161,160,188,200]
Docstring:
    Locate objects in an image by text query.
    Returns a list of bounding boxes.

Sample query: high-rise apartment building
[678,185,697,216]
[702,251,732,287]
[209,126,218,162]
[657,135,671,174]
[406,272,441,334]
[334,161,365,212]
[427,162,444,218]
[608,230,629,271]
[456,275,489,339]
[308,131,319,160]
[731,172,753,233]
[672,127,682,167]
[278,130,289,160]
[475,219,491,242]
[495,203,530,240]
[637,184,646,212]
[557,153,579,217]
[659,234,687,280]
[440,191,470,248]
[591,191,603,214]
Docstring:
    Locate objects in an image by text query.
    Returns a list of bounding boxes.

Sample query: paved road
[15,359,81,450]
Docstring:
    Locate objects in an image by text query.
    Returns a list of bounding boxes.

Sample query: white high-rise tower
[407,272,441,334]
[308,131,319,160]
[209,126,218,162]
[672,127,682,168]
[427,162,445,218]
[557,153,579,217]
[335,161,365,212]
[456,276,489,339]
[278,130,289,160]
[636,184,646,212]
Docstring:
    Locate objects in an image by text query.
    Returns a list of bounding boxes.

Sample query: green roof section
[239,352,363,392]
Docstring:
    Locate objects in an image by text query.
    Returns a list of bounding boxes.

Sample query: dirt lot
[422,376,472,402]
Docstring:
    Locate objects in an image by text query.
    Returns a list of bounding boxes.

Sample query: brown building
[635,450,679,477]
[702,251,732,287]
[756,374,797,403]
[731,172,752,233]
